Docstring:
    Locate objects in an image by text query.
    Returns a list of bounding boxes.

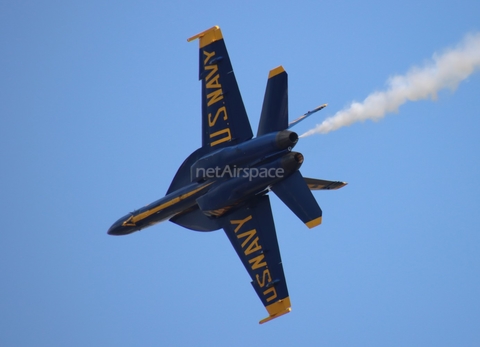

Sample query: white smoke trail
[301,32,480,137]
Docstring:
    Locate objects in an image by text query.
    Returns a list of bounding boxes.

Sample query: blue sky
[1,1,479,346]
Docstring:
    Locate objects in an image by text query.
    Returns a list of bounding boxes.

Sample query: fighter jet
[108,26,346,324]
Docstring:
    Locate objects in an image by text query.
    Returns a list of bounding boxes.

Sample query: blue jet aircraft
[108,26,346,324]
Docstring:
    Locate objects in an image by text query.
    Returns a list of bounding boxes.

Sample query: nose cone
[107,214,136,236]
[107,220,123,235]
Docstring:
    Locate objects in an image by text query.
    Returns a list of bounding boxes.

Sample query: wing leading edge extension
[188,26,253,150]
[222,195,291,324]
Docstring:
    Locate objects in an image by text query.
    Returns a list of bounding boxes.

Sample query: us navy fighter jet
[108,26,346,324]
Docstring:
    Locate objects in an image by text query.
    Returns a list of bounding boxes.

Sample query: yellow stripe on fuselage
[129,182,214,225]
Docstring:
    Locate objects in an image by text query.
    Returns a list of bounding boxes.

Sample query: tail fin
[271,171,323,229]
[257,66,288,136]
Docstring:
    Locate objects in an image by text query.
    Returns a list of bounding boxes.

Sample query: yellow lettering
[237,229,256,248]
[230,214,277,303]
[256,269,272,288]
[244,236,262,255]
[203,50,216,65]
[207,89,224,106]
[206,74,221,89]
[204,64,219,82]
[230,215,252,233]
[209,128,231,147]
[249,254,267,270]
[208,106,227,127]
[263,286,278,302]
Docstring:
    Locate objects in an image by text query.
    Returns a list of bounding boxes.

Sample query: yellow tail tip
[306,217,322,229]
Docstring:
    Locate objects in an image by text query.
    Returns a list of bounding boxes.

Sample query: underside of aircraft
[108,26,346,324]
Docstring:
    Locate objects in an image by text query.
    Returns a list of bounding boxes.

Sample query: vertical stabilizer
[257,66,288,136]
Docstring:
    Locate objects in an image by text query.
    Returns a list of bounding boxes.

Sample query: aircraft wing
[188,26,253,150]
[222,195,291,324]
[304,177,347,190]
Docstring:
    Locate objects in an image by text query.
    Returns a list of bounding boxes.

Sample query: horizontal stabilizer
[271,171,323,229]
[288,104,327,129]
[304,177,347,190]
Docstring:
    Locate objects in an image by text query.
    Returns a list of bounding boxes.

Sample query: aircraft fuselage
[108,130,301,236]
[108,25,347,324]
[108,180,214,235]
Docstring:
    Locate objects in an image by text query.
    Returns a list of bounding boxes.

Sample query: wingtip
[259,297,292,324]
[187,26,223,48]
[259,307,292,324]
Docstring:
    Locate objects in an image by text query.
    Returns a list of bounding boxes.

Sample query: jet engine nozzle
[275,130,298,150]
[281,151,304,172]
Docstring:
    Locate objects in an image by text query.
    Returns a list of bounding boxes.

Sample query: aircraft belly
[196,152,303,216]
[109,25,347,323]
